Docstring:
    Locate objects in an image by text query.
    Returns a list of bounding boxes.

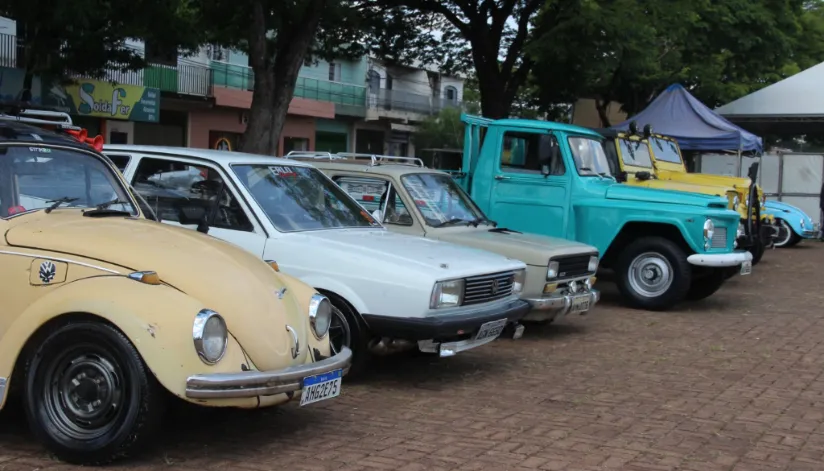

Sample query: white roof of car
[103,145,313,168]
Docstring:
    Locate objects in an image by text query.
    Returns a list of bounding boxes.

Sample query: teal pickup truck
[430,114,753,311]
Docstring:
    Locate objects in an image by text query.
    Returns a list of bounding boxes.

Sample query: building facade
[0,17,464,157]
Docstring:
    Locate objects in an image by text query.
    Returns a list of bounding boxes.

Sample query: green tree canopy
[529,0,818,126]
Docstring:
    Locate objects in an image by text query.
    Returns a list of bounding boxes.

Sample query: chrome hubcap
[628,252,674,298]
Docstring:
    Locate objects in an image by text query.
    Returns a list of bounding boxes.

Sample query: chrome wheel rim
[43,345,126,440]
[775,220,793,247]
[328,306,351,355]
[628,252,674,298]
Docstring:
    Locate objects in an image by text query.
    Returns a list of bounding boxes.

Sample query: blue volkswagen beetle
[764,200,820,247]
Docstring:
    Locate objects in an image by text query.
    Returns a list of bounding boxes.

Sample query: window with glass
[232,164,381,232]
[333,176,412,226]
[618,138,653,168]
[650,137,683,164]
[567,137,613,176]
[401,173,489,227]
[0,145,137,219]
[131,157,253,232]
[500,131,565,176]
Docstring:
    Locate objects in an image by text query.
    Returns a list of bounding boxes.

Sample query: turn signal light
[128,271,162,285]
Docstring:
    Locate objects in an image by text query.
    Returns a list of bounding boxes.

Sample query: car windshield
[400,173,488,227]
[568,137,613,176]
[618,138,653,168]
[650,137,683,164]
[0,144,136,219]
[231,164,380,232]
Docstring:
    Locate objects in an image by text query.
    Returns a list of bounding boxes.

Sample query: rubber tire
[614,236,692,311]
[324,293,371,377]
[748,238,765,265]
[24,320,164,465]
[774,219,801,248]
[722,266,739,280]
[686,270,726,301]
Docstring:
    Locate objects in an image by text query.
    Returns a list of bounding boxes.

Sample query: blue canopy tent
[610,83,763,154]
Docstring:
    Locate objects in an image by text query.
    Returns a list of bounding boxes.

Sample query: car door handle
[494,175,511,180]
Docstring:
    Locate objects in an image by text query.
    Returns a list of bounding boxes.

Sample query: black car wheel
[24,320,164,465]
[615,236,692,311]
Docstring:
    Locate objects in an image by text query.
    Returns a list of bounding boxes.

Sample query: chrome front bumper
[687,251,752,268]
[185,347,352,399]
[524,289,600,318]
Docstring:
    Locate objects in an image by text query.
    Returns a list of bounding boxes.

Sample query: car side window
[333,175,412,226]
[501,131,565,176]
[106,154,131,172]
[131,157,254,232]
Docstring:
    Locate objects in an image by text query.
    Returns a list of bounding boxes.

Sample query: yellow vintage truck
[596,123,777,265]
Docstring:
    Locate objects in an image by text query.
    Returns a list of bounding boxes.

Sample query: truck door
[487,129,569,237]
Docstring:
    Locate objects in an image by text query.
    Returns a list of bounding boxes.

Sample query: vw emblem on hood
[39,261,56,283]
[490,279,499,295]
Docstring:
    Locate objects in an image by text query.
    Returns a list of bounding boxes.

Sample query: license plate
[299,369,343,406]
[569,295,591,313]
[475,318,508,341]
[740,261,752,276]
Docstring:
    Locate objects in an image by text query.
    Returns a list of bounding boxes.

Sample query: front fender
[276,272,332,358]
[0,276,254,409]
[295,273,370,317]
[765,202,812,235]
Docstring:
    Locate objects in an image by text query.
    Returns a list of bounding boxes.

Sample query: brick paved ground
[2,243,824,471]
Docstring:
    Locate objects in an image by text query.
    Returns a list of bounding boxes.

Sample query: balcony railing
[0,33,212,97]
[368,88,461,116]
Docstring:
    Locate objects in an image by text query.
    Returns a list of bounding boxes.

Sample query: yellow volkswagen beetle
[0,108,351,464]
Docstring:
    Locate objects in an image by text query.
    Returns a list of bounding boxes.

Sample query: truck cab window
[501,131,565,176]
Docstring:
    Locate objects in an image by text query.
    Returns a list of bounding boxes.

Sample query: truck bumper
[523,288,600,322]
[687,251,753,268]
[185,347,353,399]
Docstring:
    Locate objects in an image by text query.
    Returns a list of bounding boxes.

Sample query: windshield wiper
[82,198,133,218]
[432,218,469,228]
[44,197,79,214]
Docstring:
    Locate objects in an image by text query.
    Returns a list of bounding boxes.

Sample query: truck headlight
[430,279,464,309]
[736,222,745,238]
[193,309,228,364]
[703,218,715,250]
[309,294,332,339]
[512,269,525,294]
[546,261,560,280]
[588,255,599,272]
[732,195,740,209]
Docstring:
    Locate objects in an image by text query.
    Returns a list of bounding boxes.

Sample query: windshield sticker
[269,166,298,177]
[28,147,52,153]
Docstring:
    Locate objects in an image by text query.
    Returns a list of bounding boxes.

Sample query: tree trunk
[239,1,275,155]
[595,99,612,127]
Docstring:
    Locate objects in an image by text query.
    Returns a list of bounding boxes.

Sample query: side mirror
[617,171,628,182]
[635,171,652,181]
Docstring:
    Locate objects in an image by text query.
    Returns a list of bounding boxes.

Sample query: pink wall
[189,107,317,155]
[212,86,335,119]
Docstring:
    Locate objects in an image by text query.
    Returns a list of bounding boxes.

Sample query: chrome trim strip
[0,377,6,403]
[0,250,120,274]
[185,347,352,399]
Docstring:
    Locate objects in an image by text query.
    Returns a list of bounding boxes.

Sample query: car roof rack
[0,103,79,129]
[284,151,343,161]
[334,153,425,168]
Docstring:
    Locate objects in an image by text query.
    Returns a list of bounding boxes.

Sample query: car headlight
[800,218,806,229]
[430,279,464,309]
[703,218,715,250]
[546,261,560,280]
[512,269,525,294]
[193,309,228,364]
[732,195,740,209]
[309,294,332,339]
[588,255,599,272]
[736,222,745,238]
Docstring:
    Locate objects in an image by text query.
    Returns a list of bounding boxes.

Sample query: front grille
[462,271,514,306]
[553,254,596,280]
[711,227,728,248]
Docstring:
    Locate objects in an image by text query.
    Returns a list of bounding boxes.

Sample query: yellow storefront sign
[63,79,160,123]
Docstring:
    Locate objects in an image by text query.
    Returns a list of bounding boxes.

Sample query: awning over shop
[611,83,763,153]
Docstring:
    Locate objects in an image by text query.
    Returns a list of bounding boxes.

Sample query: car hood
[660,171,750,193]
[765,201,813,220]
[631,178,729,197]
[300,228,525,278]
[431,227,597,266]
[4,211,309,371]
[605,184,728,208]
